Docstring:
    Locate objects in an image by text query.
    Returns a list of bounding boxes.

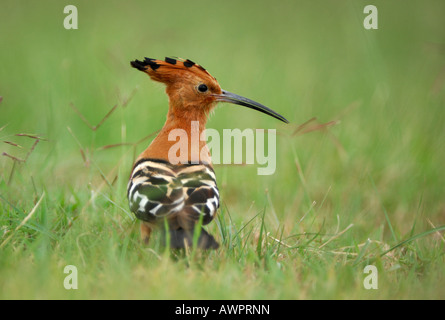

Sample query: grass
[1,0,445,299]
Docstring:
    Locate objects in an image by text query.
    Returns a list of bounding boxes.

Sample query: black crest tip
[140,57,159,70]
[183,59,195,68]
[130,59,148,71]
[165,57,177,65]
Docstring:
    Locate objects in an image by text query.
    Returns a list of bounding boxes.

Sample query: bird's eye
[198,84,208,93]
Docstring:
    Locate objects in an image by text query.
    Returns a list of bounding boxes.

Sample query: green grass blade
[380,225,445,257]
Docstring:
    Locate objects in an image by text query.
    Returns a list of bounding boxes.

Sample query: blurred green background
[1,0,444,299]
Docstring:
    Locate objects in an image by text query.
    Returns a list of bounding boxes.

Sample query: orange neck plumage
[138,102,213,166]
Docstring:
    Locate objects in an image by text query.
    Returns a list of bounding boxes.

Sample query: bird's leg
[140,222,153,245]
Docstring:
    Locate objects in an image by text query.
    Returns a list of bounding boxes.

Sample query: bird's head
[131,57,288,123]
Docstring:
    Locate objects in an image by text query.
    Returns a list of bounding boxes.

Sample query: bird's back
[127,158,220,248]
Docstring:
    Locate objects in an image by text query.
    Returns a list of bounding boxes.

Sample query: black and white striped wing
[178,165,219,225]
[127,159,219,226]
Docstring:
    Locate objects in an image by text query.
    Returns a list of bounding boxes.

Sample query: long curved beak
[214,90,289,124]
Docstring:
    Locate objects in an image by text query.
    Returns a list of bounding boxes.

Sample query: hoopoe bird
[128,57,288,249]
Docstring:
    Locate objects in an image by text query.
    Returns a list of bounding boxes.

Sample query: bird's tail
[161,227,219,250]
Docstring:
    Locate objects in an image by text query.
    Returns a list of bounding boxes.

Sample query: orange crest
[131,57,217,86]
